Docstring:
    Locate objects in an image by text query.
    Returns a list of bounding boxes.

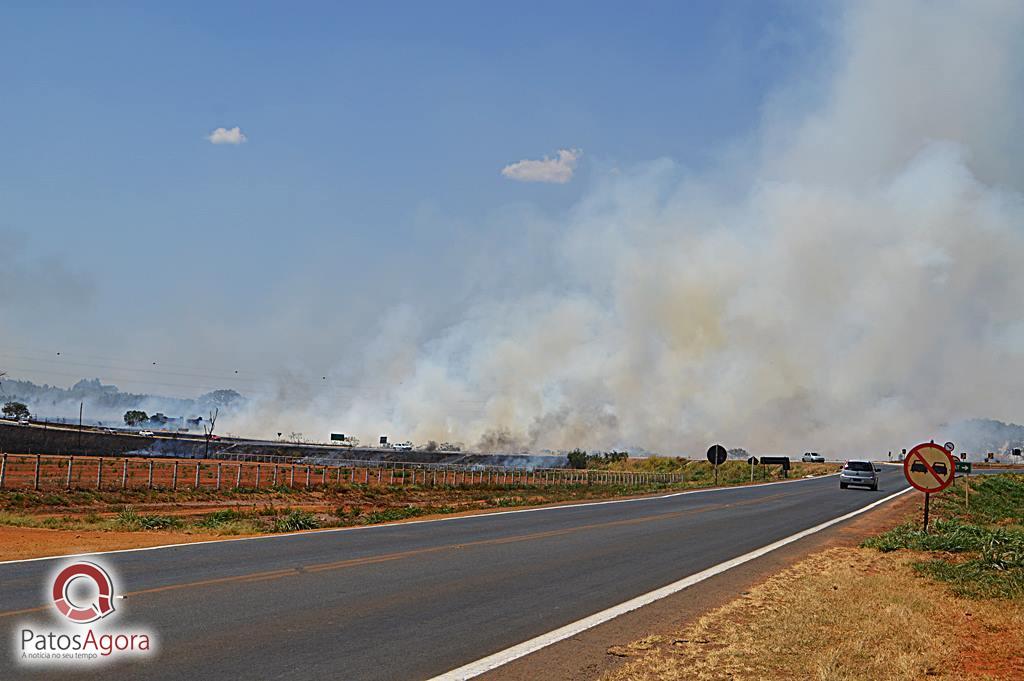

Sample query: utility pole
[78,402,83,451]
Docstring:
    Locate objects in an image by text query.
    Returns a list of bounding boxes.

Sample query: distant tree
[424,440,439,452]
[148,413,170,426]
[567,448,588,469]
[203,408,219,458]
[3,401,30,420]
[198,389,244,410]
[123,410,148,426]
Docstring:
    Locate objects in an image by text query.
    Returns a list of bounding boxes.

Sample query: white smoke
[229,0,1024,457]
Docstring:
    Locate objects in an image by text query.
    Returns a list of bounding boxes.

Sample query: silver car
[840,460,879,491]
[802,452,825,463]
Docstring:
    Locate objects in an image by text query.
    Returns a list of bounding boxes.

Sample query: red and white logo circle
[52,562,116,624]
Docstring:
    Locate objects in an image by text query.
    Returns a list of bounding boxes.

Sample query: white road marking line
[429,485,914,681]
[0,471,842,566]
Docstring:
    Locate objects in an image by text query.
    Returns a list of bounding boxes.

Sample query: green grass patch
[271,509,320,532]
[863,474,1024,599]
[115,506,182,531]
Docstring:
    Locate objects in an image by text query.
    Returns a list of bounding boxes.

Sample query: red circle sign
[903,442,956,493]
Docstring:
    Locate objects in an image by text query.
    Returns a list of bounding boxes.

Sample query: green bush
[197,509,249,528]
[115,506,182,530]
[272,509,320,532]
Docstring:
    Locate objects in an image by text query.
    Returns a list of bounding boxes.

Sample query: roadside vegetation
[863,474,1024,599]
[0,460,836,543]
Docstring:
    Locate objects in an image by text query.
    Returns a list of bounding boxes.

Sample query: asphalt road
[0,468,910,680]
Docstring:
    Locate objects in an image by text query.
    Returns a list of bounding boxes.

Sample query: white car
[392,441,413,451]
[17,418,30,425]
[801,452,825,463]
[138,430,154,437]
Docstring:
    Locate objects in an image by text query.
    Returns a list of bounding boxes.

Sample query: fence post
[290,465,295,487]
[194,462,201,489]
[66,456,74,490]
[236,464,242,488]
[34,455,41,491]
[305,466,311,488]
[273,465,278,487]
[216,463,222,490]
[256,464,261,489]
[322,466,327,486]
[148,461,154,489]
[122,459,129,489]
[98,457,104,490]
[0,453,6,490]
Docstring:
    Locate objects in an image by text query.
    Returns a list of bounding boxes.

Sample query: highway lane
[0,468,909,680]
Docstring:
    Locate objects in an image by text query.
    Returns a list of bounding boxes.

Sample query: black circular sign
[707,444,727,465]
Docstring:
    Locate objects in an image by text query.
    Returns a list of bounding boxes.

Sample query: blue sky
[0,1,830,394]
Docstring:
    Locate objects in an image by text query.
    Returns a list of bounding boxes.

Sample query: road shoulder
[483,491,919,681]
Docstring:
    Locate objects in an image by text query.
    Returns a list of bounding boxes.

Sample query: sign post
[707,445,727,486]
[903,442,956,533]
[747,456,759,482]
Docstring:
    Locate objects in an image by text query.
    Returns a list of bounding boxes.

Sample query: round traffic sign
[944,441,955,453]
[903,442,956,493]
[706,444,727,465]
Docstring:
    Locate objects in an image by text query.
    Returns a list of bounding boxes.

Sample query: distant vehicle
[802,452,825,463]
[17,418,30,426]
[103,428,116,434]
[138,430,154,437]
[392,441,413,451]
[840,460,878,491]
[209,434,221,441]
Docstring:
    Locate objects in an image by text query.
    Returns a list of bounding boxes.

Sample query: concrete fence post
[377,467,382,484]
[256,464,261,489]
[236,464,243,488]
[148,461,154,489]
[272,465,278,486]
[66,456,74,490]
[98,457,105,490]
[305,466,311,488]
[123,459,129,489]
[216,463,222,490]
[432,468,437,487]
[171,461,177,490]
[290,465,295,487]
[33,454,41,491]
[0,453,6,490]
[194,462,201,489]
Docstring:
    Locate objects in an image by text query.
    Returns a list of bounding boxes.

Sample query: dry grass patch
[601,547,1024,681]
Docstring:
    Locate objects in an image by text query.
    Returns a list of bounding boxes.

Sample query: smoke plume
[229,1,1024,457]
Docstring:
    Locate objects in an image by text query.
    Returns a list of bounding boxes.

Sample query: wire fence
[0,453,684,492]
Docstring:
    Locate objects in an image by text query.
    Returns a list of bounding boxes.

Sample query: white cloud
[206,126,247,145]
[501,148,581,183]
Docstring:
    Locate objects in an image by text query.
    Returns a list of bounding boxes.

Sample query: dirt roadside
[483,492,921,681]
